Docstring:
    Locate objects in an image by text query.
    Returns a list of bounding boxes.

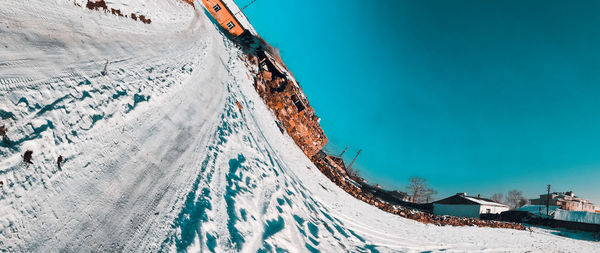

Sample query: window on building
[213,4,221,12]
[226,21,235,30]
[486,208,491,214]
[291,94,306,112]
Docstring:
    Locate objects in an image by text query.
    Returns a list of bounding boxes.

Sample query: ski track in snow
[1,0,599,252]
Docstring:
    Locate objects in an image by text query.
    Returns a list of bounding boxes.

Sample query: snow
[463,196,509,207]
[0,0,599,252]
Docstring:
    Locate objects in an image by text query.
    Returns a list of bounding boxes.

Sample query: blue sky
[234,0,600,204]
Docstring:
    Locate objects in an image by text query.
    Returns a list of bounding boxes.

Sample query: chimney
[477,194,481,198]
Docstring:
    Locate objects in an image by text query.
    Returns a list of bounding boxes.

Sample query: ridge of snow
[463,196,509,207]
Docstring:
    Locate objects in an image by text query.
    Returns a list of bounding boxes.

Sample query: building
[529,191,596,212]
[553,209,600,225]
[200,0,257,37]
[433,193,509,218]
[388,190,413,202]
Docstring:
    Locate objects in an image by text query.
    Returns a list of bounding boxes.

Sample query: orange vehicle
[201,0,247,37]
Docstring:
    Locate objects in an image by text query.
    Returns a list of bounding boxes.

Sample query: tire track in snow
[0,0,227,251]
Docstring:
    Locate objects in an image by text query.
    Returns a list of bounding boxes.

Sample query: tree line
[491,190,529,209]
[404,177,529,209]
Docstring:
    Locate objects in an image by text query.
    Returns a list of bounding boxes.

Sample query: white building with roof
[433,193,509,218]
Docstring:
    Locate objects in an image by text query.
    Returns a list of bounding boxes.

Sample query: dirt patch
[86,0,107,11]
[80,0,151,24]
[182,0,195,7]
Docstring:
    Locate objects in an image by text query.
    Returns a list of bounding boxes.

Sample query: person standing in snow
[23,150,33,164]
[101,59,109,76]
[57,155,63,169]
[1,125,11,147]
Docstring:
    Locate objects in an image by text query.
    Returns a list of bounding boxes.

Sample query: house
[529,191,596,212]
[433,193,509,218]
[200,0,257,37]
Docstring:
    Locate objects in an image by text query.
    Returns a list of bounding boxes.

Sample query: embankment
[243,45,524,231]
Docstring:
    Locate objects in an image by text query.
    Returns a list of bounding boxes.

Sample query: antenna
[339,145,348,157]
[546,184,551,216]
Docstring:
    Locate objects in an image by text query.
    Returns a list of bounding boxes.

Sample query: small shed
[433,193,509,218]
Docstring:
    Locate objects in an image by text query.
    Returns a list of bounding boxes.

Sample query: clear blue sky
[234,0,600,204]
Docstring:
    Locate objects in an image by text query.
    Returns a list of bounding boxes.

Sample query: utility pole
[347,149,362,171]
[546,184,551,216]
[339,145,348,157]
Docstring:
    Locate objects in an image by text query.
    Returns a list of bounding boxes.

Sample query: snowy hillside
[0,0,598,252]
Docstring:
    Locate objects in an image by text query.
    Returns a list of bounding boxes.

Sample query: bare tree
[491,193,504,203]
[406,177,436,203]
[506,190,528,209]
[518,197,529,208]
[423,188,437,203]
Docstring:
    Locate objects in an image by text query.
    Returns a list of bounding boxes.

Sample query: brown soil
[82,0,151,24]
[86,0,107,11]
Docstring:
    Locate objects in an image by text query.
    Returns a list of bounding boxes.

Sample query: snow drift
[0,0,598,252]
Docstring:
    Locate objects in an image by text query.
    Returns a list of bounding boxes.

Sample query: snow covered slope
[0,0,598,252]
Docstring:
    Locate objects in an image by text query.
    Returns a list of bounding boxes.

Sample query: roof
[220,0,257,36]
[434,193,508,207]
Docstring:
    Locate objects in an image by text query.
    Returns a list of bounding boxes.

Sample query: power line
[241,0,257,11]
[234,0,257,16]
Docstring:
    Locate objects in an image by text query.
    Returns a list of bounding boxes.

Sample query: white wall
[479,205,508,215]
[433,204,481,218]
